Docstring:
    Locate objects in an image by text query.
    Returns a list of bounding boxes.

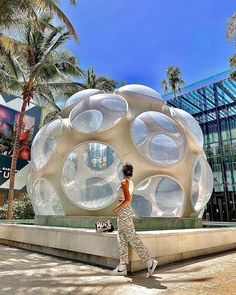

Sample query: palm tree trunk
[6,98,28,219]
[174,89,177,102]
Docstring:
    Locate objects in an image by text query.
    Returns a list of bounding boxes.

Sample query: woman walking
[112,163,158,277]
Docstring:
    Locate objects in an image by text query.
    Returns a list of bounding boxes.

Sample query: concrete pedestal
[0,224,235,272]
[34,216,202,231]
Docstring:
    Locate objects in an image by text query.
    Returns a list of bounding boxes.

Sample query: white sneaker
[146,259,158,277]
[111,264,127,276]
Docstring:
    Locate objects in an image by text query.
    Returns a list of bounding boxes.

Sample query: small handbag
[95,220,114,233]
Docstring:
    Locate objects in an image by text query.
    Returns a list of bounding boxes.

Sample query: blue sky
[61,0,235,93]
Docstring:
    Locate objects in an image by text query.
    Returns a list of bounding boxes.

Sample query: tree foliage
[161,66,184,98]
[0,195,34,220]
[227,12,236,42]
[0,14,84,109]
[0,14,84,219]
[83,67,116,92]
[227,12,236,81]
[0,0,78,40]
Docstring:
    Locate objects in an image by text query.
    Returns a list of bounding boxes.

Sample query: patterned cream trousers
[117,204,152,264]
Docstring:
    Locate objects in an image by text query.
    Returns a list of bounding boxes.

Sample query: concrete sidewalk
[0,244,235,295]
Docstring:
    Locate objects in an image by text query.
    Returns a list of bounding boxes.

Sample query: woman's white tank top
[116,178,134,201]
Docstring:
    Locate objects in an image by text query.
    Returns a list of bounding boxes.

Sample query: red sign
[0,105,36,160]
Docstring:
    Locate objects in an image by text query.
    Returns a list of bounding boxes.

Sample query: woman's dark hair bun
[122,163,133,177]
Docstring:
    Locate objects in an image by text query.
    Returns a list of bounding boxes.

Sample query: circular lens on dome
[61,142,123,210]
[155,177,183,214]
[132,194,152,217]
[131,112,186,165]
[32,179,64,215]
[26,166,33,196]
[191,157,213,211]
[117,84,163,101]
[149,134,179,164]
[31,118,63,170]
[83,143,115,171]
[70,94,128,133]
[193,161,201,182]
[65,89,102,108]
[101,98,127,112]
[132,176,184,217]
[131,118,148,145]
[62,151,78,186]
[174,108,203,147]
[72,110,103,133]
[149,112,178,133]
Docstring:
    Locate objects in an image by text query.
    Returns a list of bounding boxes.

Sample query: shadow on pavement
[130,274,167,290]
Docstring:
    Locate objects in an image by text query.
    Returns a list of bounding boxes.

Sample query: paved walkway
[0,244,235,295]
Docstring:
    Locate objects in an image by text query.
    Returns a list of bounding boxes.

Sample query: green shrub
[0,203,8,219]
[0,194,35,220]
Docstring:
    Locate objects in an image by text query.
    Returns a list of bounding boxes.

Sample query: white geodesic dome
[27,84,213,217]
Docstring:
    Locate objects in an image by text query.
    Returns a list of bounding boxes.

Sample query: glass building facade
[165,70,236,222]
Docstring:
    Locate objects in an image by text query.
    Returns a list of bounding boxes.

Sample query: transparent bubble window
[131,111,186,165]
[174,108,204,147]
[132,118,148,145]
[83,143,115,171]
[132,176,184,217]
[31,118,63,170]
[149,134,180,164]
[155,178,183,213]
[72,110,103,133]
[101,98,127,111]
[32,179,64,215]
[132,194,152,217]
[69,94,128,133]
[61,142,123,210]
[191,157,213,212]
[26,165,33,197]
[117,84,163,101]
[65,89,102,108]
[149,112,178,133]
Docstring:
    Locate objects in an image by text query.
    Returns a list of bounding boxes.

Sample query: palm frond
[35,86,61,110]
[229,54,236,67]
[34,49,84,82]
[69,0,77,5]
[34,63,62,81]
[37,82,85,92]
[0,68,23,93]
[227,12,236,40]
[0,33,29,54]
[41,32,71,61]
[161,79,169,93]
[0,11,82,111]
[162,66,184,96]
[32,0,78,40]
[83,67,116,91]
[0,48,19,80]
[230,71,236,81]
[0,0,78,40]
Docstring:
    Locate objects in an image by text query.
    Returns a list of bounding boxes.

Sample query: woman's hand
[112,208,118,215]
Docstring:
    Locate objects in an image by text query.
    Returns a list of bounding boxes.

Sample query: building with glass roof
[165,70,236,222]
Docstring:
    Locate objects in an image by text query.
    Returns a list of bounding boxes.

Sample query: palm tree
[161,66,185,99]
[227,13,236,80]
[0,0,78,39]
[227,12,236,42]
[0,0,78,55]
[161,79,169,93]
[83,67,116,92]
[229,54,236,80]
[0,14,84,219]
